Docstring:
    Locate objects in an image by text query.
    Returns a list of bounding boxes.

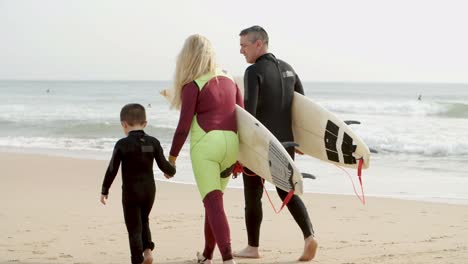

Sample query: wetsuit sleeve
[243,66,259,116]
[294,73,305,95]
[169,82,198,157]
[101,144,122,195]
[154,140,176,176]
[235,83,244,108]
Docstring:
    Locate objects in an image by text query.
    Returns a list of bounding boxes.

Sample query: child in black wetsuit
[100,103,176,264]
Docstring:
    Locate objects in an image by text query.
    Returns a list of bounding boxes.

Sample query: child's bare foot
[298,236,318,261]
[197,252,213,264]
[142,248,153,264]
[233,245,260,258]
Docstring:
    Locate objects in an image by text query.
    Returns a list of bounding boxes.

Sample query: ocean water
[1,80,467,204]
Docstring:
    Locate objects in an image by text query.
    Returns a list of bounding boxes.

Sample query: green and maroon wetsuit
[170,69,243,261]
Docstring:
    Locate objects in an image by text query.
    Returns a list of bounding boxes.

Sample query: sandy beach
[1,152,467,264]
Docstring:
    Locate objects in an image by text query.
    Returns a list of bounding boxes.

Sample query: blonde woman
[167,34,243,264]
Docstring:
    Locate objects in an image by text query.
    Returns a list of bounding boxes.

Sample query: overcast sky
[1,0,467,82]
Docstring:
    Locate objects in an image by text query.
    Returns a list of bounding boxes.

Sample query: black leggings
[242,150,314,247]
[122,184,156,264]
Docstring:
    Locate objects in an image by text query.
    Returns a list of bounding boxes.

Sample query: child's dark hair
[120,103,146,126]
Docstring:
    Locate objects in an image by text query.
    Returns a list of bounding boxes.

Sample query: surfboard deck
[292,92,371,169]
[160,88,304,194]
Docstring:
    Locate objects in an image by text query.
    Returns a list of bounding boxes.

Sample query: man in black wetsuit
[100,103,176,264]
[235,25,318,261]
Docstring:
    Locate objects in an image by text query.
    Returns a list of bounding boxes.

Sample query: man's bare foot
[233,245,260,258]
[142,249,153,264]
[197,252,213,264]
[298,236,318,261]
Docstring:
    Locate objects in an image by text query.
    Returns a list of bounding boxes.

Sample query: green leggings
[190,118,239,199]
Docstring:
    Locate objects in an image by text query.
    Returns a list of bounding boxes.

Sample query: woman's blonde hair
[171,34,217,109]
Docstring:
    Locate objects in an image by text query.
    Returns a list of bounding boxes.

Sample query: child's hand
[100,194,108,205]
[164,173,173,179]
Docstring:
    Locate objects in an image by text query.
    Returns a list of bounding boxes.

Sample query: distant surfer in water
[236,25,318,261]
[167,34,243,264]
[418,94,422,101]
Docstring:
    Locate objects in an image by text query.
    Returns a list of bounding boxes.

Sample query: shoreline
[1,148,467,206]
[1,152,468,263]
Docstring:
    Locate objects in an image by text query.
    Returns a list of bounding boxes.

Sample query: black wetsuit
[243,53,314,247]
[102,130,175,264]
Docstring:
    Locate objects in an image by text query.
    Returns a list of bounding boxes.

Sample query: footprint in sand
[59,253,73,258]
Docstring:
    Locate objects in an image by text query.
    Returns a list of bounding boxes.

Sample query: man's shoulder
[245,63,258,73]
[277,58,294,70]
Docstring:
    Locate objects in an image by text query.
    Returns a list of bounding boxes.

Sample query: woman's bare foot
[197,252,213,264]
[298,236,318,261]
[233,245,260,258]
[142,248,153,264]
[223,259,236,264]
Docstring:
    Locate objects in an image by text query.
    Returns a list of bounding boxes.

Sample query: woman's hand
[165,155,177,179]
[169,155,177,166]
[100,194,108,205]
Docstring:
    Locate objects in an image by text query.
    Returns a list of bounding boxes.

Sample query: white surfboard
[160,88,304,194]
[292,92,371,169]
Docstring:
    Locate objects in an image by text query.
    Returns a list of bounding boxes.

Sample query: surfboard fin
[344,120,361,125]
[302,173,316,180]
[343,120,378,154]
[282,141,300,148]
[220,164,235,178]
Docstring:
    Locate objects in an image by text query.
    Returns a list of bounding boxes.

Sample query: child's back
[102,130,174,198]
[100,103,175,264]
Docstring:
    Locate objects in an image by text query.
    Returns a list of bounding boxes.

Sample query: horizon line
[1,78,467,85]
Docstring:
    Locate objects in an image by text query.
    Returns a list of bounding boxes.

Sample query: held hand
[165,155,177,179]
[295,148,304,155]
[169,155,177,166]
[100,194,108,205]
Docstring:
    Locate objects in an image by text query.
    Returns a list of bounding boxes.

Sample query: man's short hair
[239,25,269,46]
[120,103,146,126]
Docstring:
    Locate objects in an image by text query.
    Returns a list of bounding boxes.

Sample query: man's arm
[243,66,260,116]
[294,73,305,95]
[235,83,244,108]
